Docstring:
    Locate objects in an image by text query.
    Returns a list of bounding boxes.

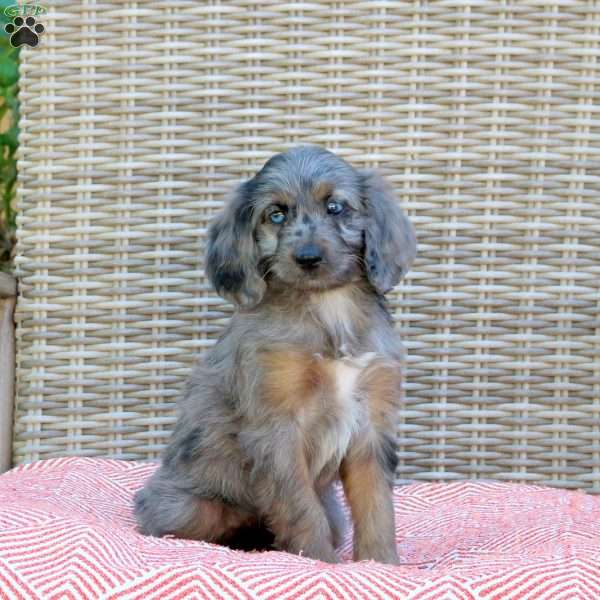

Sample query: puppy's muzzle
[294,243,323,270]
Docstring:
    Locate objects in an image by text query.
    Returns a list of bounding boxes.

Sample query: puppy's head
[206,146,416,308]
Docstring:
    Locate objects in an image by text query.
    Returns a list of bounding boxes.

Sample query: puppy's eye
[326,200,344,215]
[268,210,287,225]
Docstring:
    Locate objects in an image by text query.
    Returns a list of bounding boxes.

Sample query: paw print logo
[5,15,44,47]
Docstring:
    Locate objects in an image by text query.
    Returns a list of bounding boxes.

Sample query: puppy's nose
[294,243,323,269]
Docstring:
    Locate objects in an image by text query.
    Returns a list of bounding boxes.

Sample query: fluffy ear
[205,180,266,308]
[360,170,417,294]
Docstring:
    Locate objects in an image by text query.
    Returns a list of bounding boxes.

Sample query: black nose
[294,244,323,269]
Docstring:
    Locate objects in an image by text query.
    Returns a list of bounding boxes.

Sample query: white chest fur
[309,287,364,349]
[308,354,375,478]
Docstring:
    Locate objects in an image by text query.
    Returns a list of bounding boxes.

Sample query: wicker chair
[9,1,600,492]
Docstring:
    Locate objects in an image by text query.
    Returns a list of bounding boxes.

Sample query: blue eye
[326,200,344,215]
[269,210,286,225]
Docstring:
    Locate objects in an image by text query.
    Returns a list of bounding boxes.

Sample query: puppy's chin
[290,275,334,291]
[270,262,361,292]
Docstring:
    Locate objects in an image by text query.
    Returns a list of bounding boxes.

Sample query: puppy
[134,146,417,564]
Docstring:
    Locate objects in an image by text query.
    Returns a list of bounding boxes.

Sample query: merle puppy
[135,146,417,564]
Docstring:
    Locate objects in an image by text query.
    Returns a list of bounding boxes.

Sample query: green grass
[0,0,19,272]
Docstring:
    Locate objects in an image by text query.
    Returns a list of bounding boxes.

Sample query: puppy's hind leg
[134,474,253,543]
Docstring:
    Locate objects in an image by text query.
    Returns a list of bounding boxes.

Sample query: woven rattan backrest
[15,1,600,490]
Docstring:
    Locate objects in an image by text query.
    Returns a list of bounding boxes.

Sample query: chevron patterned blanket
[0,458,598,599]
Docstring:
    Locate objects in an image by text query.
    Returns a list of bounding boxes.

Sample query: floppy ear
[205,180,266,308]
[360,170,417,294]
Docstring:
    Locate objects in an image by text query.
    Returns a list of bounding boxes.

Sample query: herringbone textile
[1,458,600,599]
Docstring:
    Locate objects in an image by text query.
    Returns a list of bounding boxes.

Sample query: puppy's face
[252,151,365,291]
[206,146,417,307]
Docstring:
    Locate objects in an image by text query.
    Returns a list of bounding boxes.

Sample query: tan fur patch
[259,350,331,414]
[312,180,334,201]
[358,359,402,430]
[339,451,398,563]
[340,454,385,521]
[175,498,255,542]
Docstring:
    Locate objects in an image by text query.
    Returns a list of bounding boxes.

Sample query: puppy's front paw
[354,543,399,565]
[306,545,339,564]
[287,539,339,563]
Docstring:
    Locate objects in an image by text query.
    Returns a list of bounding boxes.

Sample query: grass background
[0,0,19,272]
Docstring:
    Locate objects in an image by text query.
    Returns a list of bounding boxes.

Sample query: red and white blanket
[0,457,598,599]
